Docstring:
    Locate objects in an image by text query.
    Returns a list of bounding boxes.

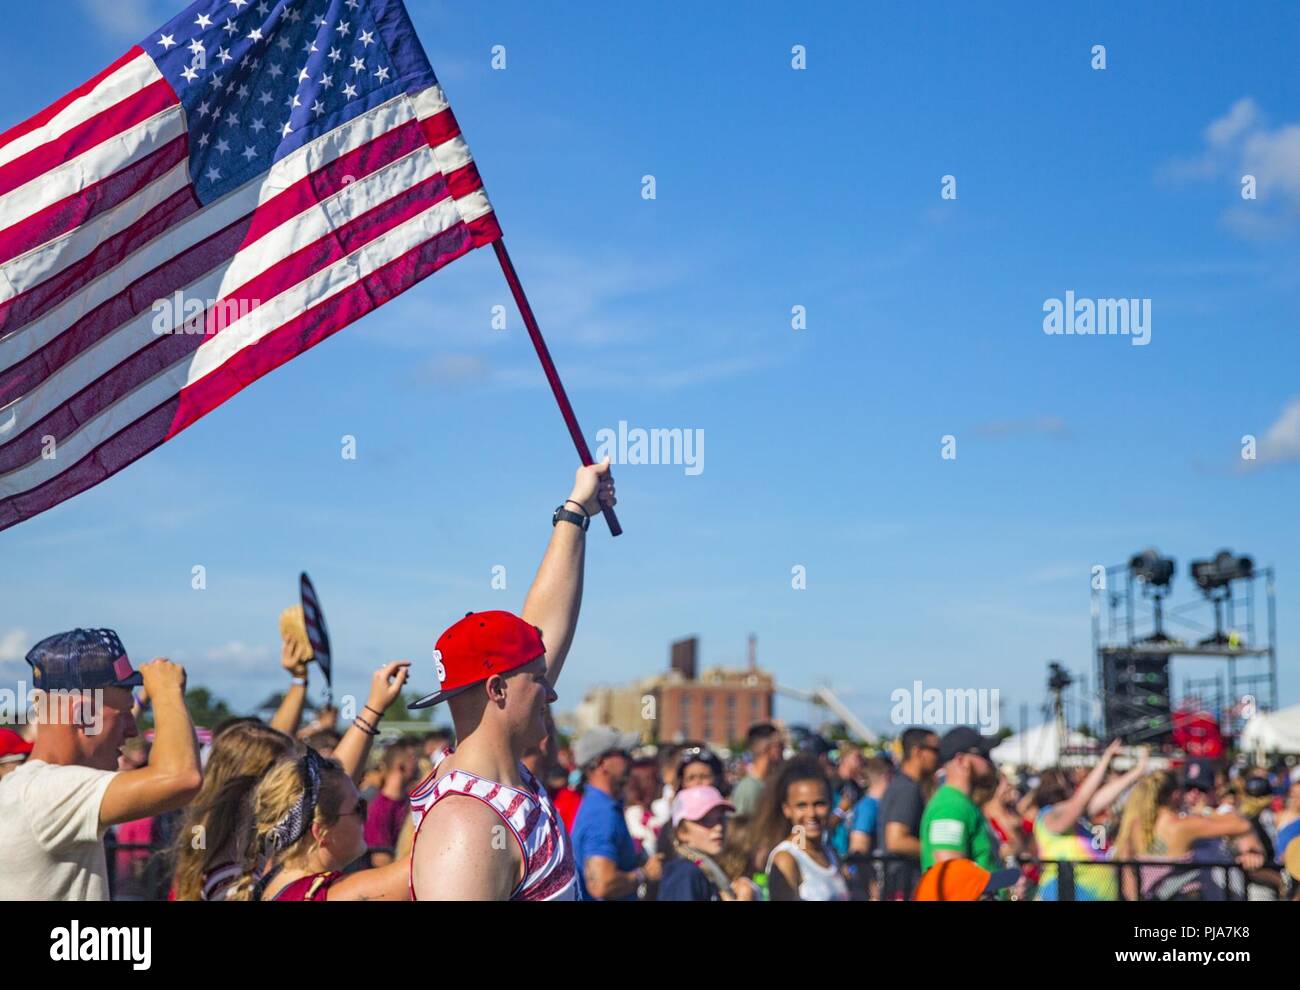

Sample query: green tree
[136,684,233,732]
[400,690,433,723]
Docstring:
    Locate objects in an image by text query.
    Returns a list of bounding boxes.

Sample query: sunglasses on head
[677,746,716,768]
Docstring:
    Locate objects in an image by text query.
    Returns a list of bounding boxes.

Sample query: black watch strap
[553,505,590,531]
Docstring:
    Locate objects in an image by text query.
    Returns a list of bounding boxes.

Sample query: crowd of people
[2,461,1300,902]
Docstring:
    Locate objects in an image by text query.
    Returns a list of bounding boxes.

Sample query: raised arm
[100,660,203,827]
[1042,740,1120,835]
[522,461,615,688]
[268,636,312,736]
[331,661,409,785]
[1086,749,1149,819]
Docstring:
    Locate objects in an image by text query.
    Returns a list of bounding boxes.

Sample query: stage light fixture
[1130,548,1176,588]
[1190,550,1254,592]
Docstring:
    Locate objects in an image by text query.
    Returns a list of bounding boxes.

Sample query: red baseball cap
[0,728,34,765]
[407,611,546,709]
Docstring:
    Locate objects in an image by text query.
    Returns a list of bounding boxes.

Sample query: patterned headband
[264,748,324,854]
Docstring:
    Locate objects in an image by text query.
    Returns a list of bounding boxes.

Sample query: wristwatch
[552,505,589,531]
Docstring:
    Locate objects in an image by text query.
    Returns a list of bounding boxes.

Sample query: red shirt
[272,871,344,901]
[551,786,582,833]
[363,791,409,851]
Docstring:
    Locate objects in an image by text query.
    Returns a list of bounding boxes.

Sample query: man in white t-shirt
[0,628,203,901]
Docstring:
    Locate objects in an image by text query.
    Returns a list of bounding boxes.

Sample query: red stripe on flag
[243,119,429,246]
[0,322,209,474]
[465,211,501,248]
[419,108,460,147]
[0,396,180,531]
[0,48,143,155]
[0,78,179,199]
[444,161,483,201]
[167,220,475,440]
[0,133,189,268]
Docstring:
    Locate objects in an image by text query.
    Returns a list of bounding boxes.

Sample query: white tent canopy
[991,722,1095,770]
[1240,703,1300,755]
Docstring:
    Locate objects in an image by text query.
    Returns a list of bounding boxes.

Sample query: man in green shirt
[730,723,784,818]
[919,727,1000,873]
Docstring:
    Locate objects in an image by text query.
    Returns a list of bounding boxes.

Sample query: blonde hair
[228,748,350,901]
[172,721,294,900]
[1115,770,1176,858]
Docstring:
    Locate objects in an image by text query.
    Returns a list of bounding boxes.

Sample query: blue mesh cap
[25,629,143,692]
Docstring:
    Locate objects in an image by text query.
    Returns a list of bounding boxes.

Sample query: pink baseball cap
[670,785,734,828]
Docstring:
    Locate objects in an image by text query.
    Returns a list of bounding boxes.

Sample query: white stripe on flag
[0,109,185,236]
[0,53,163,170]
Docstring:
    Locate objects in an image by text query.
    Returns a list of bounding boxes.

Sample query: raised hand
[366,660,411,715]
[566,459,616,518]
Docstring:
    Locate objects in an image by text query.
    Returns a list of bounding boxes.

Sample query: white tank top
[766,839,850,901]
[408,746,577,901]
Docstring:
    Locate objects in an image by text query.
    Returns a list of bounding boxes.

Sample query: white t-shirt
[0,759,116,901]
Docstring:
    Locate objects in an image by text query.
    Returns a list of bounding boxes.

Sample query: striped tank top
[408,746,577,901]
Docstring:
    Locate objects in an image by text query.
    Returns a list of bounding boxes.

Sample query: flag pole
[492,239,622,536]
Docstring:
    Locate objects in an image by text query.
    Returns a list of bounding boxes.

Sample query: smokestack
[748,633,757,672]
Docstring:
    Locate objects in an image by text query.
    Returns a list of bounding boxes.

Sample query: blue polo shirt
[571,784,639,901]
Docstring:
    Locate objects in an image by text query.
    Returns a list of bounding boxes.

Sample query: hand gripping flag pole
[492,240,622,537]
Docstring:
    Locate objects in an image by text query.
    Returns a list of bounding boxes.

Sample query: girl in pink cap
[658,786,757,901]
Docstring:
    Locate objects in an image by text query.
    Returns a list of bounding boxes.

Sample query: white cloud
[75,0,162,38]
[1206,97,1261,149]
[0,628,28,663]
[1246,396,1300,468]
[1165,98,1300,236]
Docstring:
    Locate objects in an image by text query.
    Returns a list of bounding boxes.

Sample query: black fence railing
[105,835,1271,903]
[842,852,1264,901]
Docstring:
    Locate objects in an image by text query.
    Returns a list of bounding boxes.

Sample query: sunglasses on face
[340,797,368,820]
[693,810,728,829]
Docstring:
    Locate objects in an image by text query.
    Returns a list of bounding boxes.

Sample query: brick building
[568,636,774,750]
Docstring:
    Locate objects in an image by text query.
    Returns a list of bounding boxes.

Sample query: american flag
[0,0,499,531]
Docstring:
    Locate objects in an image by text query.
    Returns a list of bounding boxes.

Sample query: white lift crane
[776,683,878,744]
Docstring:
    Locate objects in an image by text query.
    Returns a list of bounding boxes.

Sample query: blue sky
[2,1,1299,735]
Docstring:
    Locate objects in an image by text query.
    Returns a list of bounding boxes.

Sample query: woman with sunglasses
[675,744,727,794]
[229,747,410,901]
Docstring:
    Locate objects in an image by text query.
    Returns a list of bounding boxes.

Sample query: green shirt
[919,784,997,872]
[729,774,764,818]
